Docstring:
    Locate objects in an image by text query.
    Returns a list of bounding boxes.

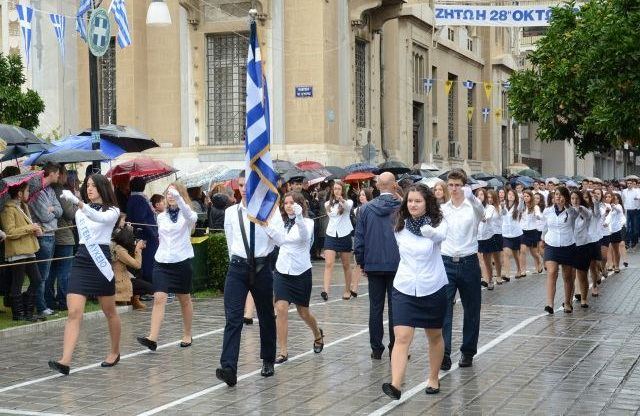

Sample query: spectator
[0,165,19,307]
[30,162,62,317]
[209,190,233,232]
[111,224,147,309]
[126,177,159,285]
[150,194,165,216]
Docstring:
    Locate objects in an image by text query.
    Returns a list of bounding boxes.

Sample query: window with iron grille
[207,32,249,146]
[467,88,473,159]
[447,74,457,145]
[99,37,117,125]
[355,39,367,128]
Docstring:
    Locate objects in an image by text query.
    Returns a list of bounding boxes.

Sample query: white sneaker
[42,308,56,316]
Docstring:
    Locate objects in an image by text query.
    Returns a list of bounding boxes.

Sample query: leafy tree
[509,0,640,156]
[0,53,45,131]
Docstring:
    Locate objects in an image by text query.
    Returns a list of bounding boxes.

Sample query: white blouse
[520,205,542,231]
[154,195,198,263]
[501,203,523,238]
[490,207,503,236]
[542,206,578,247]
[587,203,603,243]
[265,216,314,276]
[573,206,593,247]
[76,204,120,245]
[598,202,612,238]
[393,221,449,297]
[478,205,497,241]
[325,199,354,238]
[608,204,624,233]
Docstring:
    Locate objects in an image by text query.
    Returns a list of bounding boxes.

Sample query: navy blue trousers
[367,271,395,354]
[219,258,276,374]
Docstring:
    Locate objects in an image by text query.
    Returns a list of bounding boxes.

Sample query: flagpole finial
[249,8,258,21]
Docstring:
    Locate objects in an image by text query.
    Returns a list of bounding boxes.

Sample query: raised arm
[81,204,120,224]
[420,217,449,244]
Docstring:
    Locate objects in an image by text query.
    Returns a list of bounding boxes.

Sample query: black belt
[442,254,476,263]
[231,255,269,265]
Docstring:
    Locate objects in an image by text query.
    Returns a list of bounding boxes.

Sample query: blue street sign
[295,86,313,98]
[88,8,111,57]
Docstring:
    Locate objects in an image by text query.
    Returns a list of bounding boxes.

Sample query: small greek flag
[482,107,491,123]
[423,78,434,95]
[15,4,34,67]
[76,0,91,42]
[463,80,475,90]
[502,81,511,91]
[244,20,279,223]
[49,14,66,61]
[109,0,132,48]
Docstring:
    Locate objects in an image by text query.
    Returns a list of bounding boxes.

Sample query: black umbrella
[34,149,111,165]
[411,169,441,178]
[471,172,495,180]
[397,173,423,183]
[78,125,159,152]
[324,166,347,179]
[0,124,44,145]
[0,143,51,162]
[0,171,44,210]
[283,167,331,182]
[273,159,295,175]
[376,160,410,175]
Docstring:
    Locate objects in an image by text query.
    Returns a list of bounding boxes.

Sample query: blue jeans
[46,245,74,309]
[219,257,276,374]
[442,254,482,358]
[625,210,639,247]
[35,235,56,313]
[367,271,395,354]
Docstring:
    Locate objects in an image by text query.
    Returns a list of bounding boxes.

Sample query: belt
[231,255,269,264]
[442,254,476,263]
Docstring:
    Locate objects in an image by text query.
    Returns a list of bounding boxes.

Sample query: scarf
[167,206,180,223]
[284,215,296,232]
[405,215,431,237]
[89,203,103,211]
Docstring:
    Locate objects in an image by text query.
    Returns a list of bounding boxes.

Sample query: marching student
[519,190,544,274]
[501,189,525,279]
[570,191,594,308]
[263,192,324,364]
[48,174,121,375]
[592,188,611,295]
[607,193,625,273]
[487,190,504,283]
[533,192,547,255]
[382,184,448,400]
[475,188,500,290]
[137,183,198,352]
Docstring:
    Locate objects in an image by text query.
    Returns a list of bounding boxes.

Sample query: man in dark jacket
[354,171,401,359]
[126,177,159,284]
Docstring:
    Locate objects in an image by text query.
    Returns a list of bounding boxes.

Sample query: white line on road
[0,409,69,416]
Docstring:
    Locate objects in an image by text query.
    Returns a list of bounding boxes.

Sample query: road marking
[136,321,387,416]
[0,410,69,416]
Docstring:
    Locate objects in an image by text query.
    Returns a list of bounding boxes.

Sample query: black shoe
[137,336,157,351]
[371,350,383,360]
[382,383,401,400]
[320,291,328,301]
[544,305,554,314]
[48,360,70,375]
[261,361,275,377]
[350,290,358,298]
[574,294,581,302]
[216,367,237,387]
[101,354,120,367]
[243,317,254,325]
[624,262,629,268]
[459,355,473,367]
[425,384,440,395]
[481,281,488,288]
[440,355,452,371]
[313,328,324,353]
[180,338,193,348]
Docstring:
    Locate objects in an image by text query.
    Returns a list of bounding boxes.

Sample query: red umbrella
[106,157,177,181]
[295,160,324,171]
[344,172,375,182]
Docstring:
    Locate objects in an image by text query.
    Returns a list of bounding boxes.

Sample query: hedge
[191,232,228,293]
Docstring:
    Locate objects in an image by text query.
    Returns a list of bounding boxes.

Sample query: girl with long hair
[321,182,354,301]
[519,190,544,274]
[533,192,546,255]
[501,189,524,279]
[433,181,449,205]
[582,190,603,301]
[351,187,374,296]
[264,192,324,364]
[607,192,624,273]
[570,190,595,308]
[382,184,447,400]
[49,174,121,375]
[592,189,611,295]
[476,188,500,290]
[487,190,504,283]
[137,182,198,351]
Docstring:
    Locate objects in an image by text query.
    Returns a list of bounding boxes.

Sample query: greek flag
[463,80,475,90]
[49,14,66,60]
[423,78,434,95]
[482,107,491,123]
[15,4,33,67]
[76,0,91,42]
[244,20,279,223]
[109,0,132,48]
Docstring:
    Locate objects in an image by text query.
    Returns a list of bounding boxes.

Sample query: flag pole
[89,0,102,174]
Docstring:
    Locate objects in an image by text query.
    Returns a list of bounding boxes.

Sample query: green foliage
[509,0,640,156]
[203,232,228,293]
[0,53,45,132]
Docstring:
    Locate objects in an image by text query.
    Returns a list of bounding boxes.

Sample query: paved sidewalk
[1,258,640,415]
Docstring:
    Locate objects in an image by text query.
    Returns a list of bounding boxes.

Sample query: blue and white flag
[15,4,33,67]
[109,0,132,48]
[502,81,511,91]
[244,20,279,224]
[482,107,491,123]
[76,0,91,42]
[49,14,66,60]
[463,80,475,90]
[423,78,434,95]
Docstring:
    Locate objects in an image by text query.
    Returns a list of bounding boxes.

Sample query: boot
[22,292,38,322]
[131,295,146,310]
[11,295,24,321]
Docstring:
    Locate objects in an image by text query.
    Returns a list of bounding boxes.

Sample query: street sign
[295,86,313,97]
[88,8,111,57]
[362,143,376,163]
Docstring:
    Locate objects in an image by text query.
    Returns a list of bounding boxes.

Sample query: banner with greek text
[435,5,554,27]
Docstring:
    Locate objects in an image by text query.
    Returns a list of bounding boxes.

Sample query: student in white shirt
[49,174,121,375]
[607,192,624,273]
[137,183,198,352]
[381,184,448,400]
[582,190,604,300]
[263,192,324,364]
[593,188,612,288]
[321,182,354,301]
[487,190,504,282]
[542,186,578,314]
[475,188,500,290]
[500,189,525,279]
[533,192,546,255]
[519,190,544,274]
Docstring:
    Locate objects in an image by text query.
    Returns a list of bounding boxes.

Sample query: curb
[0,305,132,339]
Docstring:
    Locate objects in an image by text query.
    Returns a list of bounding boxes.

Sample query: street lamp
[146,0,172,26]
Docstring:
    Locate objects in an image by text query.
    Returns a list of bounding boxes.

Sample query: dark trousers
[220,257,276,374]
[367,271,395,353]
[442,254,481,358]
[10,260,41,297]
[626,209,639,246]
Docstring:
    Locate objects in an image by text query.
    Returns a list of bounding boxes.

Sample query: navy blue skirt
[478,234,502,253]
[273,268,312,307]
[521,229,540,247]
[324,235,352,252]
[67,245,114,297]
[152,258,193,294]
[573,243,593,271]
[503,236,522,251]
[610,230,623,244]
[591,241,603,261]
[392,286,447,329]
[544,244,576,266]
[600,235,611,247]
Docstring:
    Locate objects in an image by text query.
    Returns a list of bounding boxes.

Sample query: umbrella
[308,176,327,186]
[273,159,294,175]
[344,171,375,182]
[210,168,243,183]
[565,180,578,188]
[324,166,347,179]
[78,125,159,152]
[179,165,228,189]
[0,143,51,162]
[106,157,177,181]
[624,174,640,181]
[35,149,111,165]
[0,171,44,210]
[471,180,488,191]
[412,169,441,178]
[471,172,495,180]
[376,160,410,175]
[419,177,442,188]
[24,135,126,166]
[0,124,44,145]
[397,173,423,183]
[486,178,504,189]
[345,162,377,173]
[512,175,534,188]
[295,160,324,171]
[413,163,440,171]
[517,168,542,179]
